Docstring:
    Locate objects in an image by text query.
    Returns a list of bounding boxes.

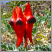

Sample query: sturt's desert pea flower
[9,2,36,48]
[9,6,26,47]
[24,2,36,47]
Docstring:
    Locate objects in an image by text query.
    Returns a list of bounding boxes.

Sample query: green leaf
[8,46,13,50]
[42,47,47,51]
[45,10,49,12]
[39,46,43,50]
[42,45,45,47]
[1,45,7,49]
[47,47,51,51]
[32,27,37,35]
[47,24,51,29]
[35,46,38,50]
[34,22,38,27]
[1,42,3,45]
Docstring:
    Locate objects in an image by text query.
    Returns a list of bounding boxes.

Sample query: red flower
[9,6,25,47]
[9,2,36,48]
[24,2,36,47]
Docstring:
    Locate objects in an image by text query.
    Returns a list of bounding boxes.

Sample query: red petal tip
[24,2,32,16]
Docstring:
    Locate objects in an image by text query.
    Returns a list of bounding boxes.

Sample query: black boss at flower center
[28,17,36,24]
[10,21,14,26]
[16,20,23,25]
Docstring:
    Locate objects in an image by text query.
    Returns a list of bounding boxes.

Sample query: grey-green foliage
[1,42,26,51]
[33,44,51,51]
[1,18,14,34]
[1,42,51,51]
[32,11,51,36]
